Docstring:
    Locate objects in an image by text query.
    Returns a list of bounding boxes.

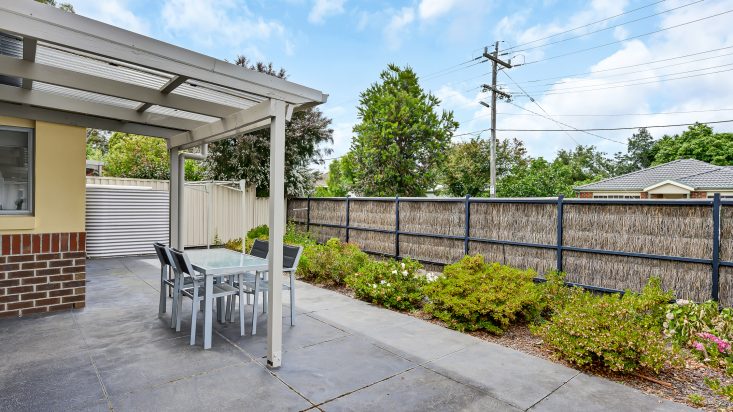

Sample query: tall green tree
[315,153,356,197]
[652,123,733,166]
[497,158,578,198]
[612,128,657,175]
[205,56,333,197]
[350,64,458,196]
[104,133,202,180]
[554,145,614,182]
[35,0,75,12]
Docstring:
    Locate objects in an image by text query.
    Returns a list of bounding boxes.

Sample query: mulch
[307,280,733,411]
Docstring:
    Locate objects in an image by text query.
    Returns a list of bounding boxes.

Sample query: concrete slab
[273,335,415,404]
[424,342,579,410]
[110,362,312,412]
[529,373,697,412]
[321,366,521,412]
[90,335,250,397]
[308,299,415,336]
[292,281,361,313]
[0,351,106,412]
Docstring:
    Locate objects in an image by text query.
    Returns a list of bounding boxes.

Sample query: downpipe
[177,144,208,250]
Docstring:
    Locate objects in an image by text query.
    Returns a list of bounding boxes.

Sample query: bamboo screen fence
[287,196,733,306]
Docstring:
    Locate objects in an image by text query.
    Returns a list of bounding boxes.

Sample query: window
[593,194,641,199]
[0,127,33,215]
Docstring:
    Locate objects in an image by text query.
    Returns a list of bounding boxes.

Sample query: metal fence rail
[289,195,732,302]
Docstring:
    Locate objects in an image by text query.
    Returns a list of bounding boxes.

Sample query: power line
[510,0,702,54]
[422,59,486,81]
[521,9,733,66]
[504,0,668,51]
[452,118,733,138]
[495,108,733,117]
[421,56,483,79]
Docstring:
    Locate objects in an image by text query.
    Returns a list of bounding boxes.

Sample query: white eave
[643,180,695,192]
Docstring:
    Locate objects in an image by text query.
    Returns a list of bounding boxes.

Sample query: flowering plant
[345,258,425,311]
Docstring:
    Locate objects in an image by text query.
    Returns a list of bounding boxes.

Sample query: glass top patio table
[185,248,268,276]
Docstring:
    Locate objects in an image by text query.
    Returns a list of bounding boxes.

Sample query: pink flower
[692,341,705,352]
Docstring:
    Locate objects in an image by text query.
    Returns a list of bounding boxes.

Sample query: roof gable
[575,159,726,191]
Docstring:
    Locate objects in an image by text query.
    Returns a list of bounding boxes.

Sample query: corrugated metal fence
[85,177,271,256]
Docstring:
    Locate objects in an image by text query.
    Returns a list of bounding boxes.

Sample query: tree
[497,158,586,198]
[612,128,657,175]
[315,153,355,197]
[554,145,614,182]
[652,123,733,166]
[206,56,333,197]
[35,0,75,12]
[350,64,458,196]
[104,133,202,180]
[440,137,529,197]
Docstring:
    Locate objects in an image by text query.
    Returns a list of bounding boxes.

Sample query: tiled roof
[575,159,733,191]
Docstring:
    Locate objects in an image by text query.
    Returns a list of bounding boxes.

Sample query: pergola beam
[0,56,239,118]
[0,83,205,131]
[136,75,188,113]
[21,37,36,90]
[0,2,327,106]
[0,101,181,138]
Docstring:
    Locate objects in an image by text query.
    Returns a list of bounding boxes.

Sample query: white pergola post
[267,100,287,368]
[169,147,180,249]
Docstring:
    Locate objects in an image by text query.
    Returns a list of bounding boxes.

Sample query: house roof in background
[575,159,733,191]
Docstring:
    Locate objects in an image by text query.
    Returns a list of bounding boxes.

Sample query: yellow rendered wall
[0,117,86,234]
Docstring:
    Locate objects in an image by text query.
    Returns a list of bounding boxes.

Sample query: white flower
[372,284,377,289]
[391,270,397,275]
[402,270,408,276]
[401,262,406,269]
[676,299,690,306]
[665,313,674,320]
[380,280,387,285]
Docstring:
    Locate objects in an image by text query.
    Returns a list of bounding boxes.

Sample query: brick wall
[0,232,86,317]
[640,192,648,199]
[578,192,592,198]
[691,191,707,199]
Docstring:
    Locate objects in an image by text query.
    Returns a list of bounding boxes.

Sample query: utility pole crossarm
[481,84,511,100]
[483,47,512,69]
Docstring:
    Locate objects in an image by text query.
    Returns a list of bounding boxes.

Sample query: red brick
[74,273,85,281]
[73,301,85,309]
[36,268,61,276]
[8,255,34,263]
[42,234,50,253]
[60,233,69,252]
[0,310,20,318]
[1,235,10,256]
[49,274,73,283]
[62,252,85,259]
[7,285,32,294]
[22,306,49,315]
[49,260,73,268]
[21,234,31,254]
[32,234,41,254]
[62,266,85,274]
[21,261,47,270]
[11,235,21,255]
[7,270,35,279]
[62,295,84,303]
[21,277,49,285]
[73,259,86,267]
[49,303,74,311]
[37,253,61,261]
[0,256,5,264]
[21,291,47,300]
[7,300,34,310]
[35,297,60,306]
[0,279,20,288]
[69,233,78,253]
[49,289,73,297]
[78,233,86,251]
[0,263,20,272]
[74,287,85,295]
[35,282,61,292]
[51,234,59,253]
[0,295,19,303]
[62,280,85,289]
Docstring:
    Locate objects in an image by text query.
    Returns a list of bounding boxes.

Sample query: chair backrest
[153,242,170,267]
[250,239,269,259]
[283,245,303,273]
[170,248,196,277]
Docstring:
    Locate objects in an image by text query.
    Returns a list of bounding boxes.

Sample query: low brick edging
[0,232,86,318]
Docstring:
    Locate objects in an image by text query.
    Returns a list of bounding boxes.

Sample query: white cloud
[418,0,458,20]
[161,0,289,53]
[70,0,150,35]
[308,0,346,24]
[383,7,415,50]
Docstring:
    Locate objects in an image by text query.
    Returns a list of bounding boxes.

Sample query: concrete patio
[0,256,695,412]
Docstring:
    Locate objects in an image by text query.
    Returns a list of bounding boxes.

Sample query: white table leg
[204,275,214,349]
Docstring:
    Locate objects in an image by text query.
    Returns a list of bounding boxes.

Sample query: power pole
[481,42,512,197]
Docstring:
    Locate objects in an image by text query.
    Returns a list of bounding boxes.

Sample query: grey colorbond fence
[288,195,733,306]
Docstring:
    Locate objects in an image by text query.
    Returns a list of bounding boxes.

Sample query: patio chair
[153,242,175,317]
[245,244,302,335]
[169,248,247,344]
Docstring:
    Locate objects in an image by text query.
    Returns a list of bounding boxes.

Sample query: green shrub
[346,258,425,311]
[664,300,733,346]
[224,238,243,252]
[423,255,542,334]
[534,278,674,373]
[537,270,576,315]
[247,224,269,240]
[297,238,369,286]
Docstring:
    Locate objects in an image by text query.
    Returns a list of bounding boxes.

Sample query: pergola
[0,0,328,367]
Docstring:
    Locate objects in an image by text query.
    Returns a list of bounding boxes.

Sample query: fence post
[464,194,471,256]
[306,195,311,232]
[556,195,564,272]
[345,195,351,243]
[712,193,721,301]
[395,196,400,258]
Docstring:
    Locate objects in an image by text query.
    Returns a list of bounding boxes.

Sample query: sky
[66,0,733,169]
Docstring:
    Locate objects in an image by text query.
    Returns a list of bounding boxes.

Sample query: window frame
[0,125,34,216]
